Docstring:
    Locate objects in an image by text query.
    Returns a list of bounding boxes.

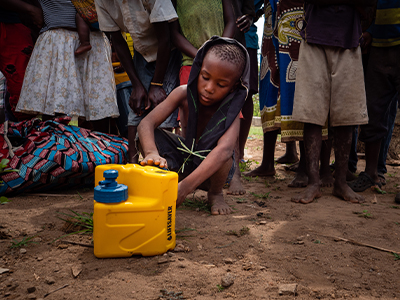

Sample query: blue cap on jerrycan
[94,169,128,203]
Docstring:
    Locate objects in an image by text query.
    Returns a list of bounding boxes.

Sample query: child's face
[197,52,240,107]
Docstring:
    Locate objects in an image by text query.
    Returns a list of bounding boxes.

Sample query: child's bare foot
[244,165,275,177]
[276,152,299,164]
[75,43,92,56]
[227,173,246,195]
[320,170,334,187]
[208,192,232,215]
[291,183,321,204]
[332,183,365,203]
[288,171,308,187]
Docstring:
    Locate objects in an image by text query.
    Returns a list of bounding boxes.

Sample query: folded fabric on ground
[0,117,128,196]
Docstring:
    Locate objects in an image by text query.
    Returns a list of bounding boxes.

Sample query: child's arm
[176,115,241,206]
[110,31,148,116]
[306,0,376,7]
[222,0,236,38]
[170,20,198,59]
[138,85,187,168]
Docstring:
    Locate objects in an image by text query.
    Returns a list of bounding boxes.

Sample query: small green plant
[391,206,399,209]
[313,240,323,244]
[354,210,372,218]
[175,227,196,233]
[250,192,270,199]
[236,198,247,203]
[53,210,93,242]
[239,160,252,172]
[179,198,209,212]
[0,196,11,204]
[10,235,38,248]
[0,159,19,204]
[264,180,271,188]
[226,226,249,237]
[217,284,225,292]
[391,253,400,261]
[242,175,258,182]
[374,186,386,194]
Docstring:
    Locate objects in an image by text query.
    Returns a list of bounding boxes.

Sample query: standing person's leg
[288,141,308,187]
[352,46,400,191]
[347,126,358,180]
[320,137,334,187]
[239,91,254,160]
[244,130,278,177]
[291,123,322,203]
[377,94,398,180]
[276,141,299,164]
[333,126,365,203]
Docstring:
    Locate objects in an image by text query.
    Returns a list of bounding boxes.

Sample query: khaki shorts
[292,41,368,127]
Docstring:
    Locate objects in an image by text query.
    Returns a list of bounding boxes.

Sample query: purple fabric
[301,4,362,49]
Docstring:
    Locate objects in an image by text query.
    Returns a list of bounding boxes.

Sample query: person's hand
[27,5,43,28]
[236,14,252,33]
[361,32,372,54]
[140,152,168,168]
[129,83,148,116]
[146,85,167,110]
[177,181,191,207]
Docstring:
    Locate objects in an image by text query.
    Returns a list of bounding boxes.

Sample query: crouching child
[137,36,250,215]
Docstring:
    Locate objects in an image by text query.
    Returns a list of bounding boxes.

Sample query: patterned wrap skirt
[259,0,328,142]
[17,29,119,121]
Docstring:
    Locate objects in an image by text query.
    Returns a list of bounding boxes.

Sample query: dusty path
[0,136,399,300]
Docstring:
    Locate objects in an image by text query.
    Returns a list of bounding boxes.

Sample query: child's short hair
[207,43,246,77]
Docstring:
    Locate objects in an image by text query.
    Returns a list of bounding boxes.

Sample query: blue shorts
[127,49,181,128]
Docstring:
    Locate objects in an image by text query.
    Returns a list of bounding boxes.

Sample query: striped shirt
[39,0,77,34]
[368,0,400,47]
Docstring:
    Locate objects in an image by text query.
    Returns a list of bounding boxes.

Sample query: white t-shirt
[94,0,178,63]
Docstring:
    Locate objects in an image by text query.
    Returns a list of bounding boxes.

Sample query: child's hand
[236,15,252,33]
[140,153,168,169]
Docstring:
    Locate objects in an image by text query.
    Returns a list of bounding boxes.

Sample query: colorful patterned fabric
[0,117,128,196]
[71,0,98,23]
[259,0,306,142]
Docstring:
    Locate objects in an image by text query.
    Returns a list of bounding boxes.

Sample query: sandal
[347,172,382,192]
[378,173,386,186]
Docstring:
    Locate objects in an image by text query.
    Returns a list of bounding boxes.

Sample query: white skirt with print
[17,29,119,121]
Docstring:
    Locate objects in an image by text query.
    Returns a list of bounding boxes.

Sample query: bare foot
[320,170,334,187]
[291,183,321,204]
[276,153,299,164]
[244,165,275,177]
[227,173,246,195]
[332,183,365,203]
[75,43,92,56]
[288,171,308,187]
[208,192,232,215]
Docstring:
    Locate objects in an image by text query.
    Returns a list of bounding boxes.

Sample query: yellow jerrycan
[93,164,178,258]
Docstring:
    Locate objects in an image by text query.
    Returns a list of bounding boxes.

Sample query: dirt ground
[1,134,400,300]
